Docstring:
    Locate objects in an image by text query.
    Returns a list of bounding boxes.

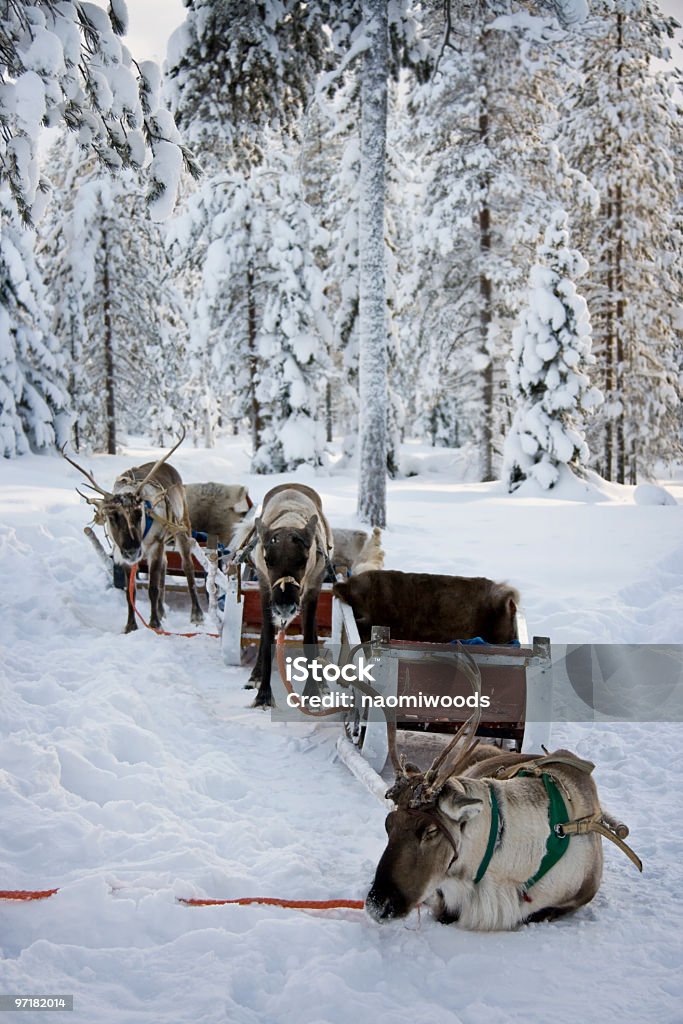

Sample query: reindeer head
[62,432,185,566]
[256,514,319,628]
[366,666,483,923]
[366,774,484,922]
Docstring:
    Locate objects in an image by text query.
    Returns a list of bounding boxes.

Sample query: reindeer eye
[422,825,440,841]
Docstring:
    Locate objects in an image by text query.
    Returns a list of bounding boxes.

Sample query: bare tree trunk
[247,262,262,454]
[603,192,615,481]
[357,0,388,527]
[479,197,493,481]
[614,12,626,484]
[478,56,494,482]
[325,380,333,443]
[102,225,116,455]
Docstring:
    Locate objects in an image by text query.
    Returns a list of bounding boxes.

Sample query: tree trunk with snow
[247,263,262,455]
[478,85,494,482]
[357,0,388,527]
[102,226,116,455]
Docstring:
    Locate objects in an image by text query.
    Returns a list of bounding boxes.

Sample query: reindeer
[366,661,641,930]
[237,484,333,708]
[63,434,203,633]
[334,570,518,645]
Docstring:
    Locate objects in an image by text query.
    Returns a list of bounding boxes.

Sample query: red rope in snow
[178,896,364,911]
[275,629,346,718]
[0,889,59,901]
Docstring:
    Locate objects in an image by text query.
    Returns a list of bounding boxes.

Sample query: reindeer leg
[301,591,322,699]
[159,552,167,620]
[253,594,274,708]
[148,542,164,630]
[124,566,137,633]
[177,532,204,625]
[246,643,262,689]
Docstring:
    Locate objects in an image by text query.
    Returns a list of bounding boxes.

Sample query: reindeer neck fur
[113,463,186,522]
[428,768,603,931]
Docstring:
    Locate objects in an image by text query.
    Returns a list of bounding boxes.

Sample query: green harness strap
[521,771,571,894]
[473,785,500,885]
[472,772,571,893]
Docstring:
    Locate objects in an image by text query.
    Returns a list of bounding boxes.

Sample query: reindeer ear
[439,788,483,825]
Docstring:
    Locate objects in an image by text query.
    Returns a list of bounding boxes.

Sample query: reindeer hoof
[191,611,204,625]
[124,621,138,634]
[252,694,274,709]
[243,681,256,690]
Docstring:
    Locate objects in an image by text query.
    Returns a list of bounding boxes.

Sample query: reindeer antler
[134,429,186,493]
[60,445,112,498]
[417,646,483,799]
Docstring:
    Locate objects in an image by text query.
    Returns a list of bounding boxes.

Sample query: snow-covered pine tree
[39,134,189,452]
[165,0,330,453]
[166,0,326,175]
[250,158,330,473]
[169,146,330,472]
[1,0,195,224]
[405,0,590,478]
[0,192,69,457]
[301,77,361,460]
[557,0,681,481]
[504,210,603,491]
[1,1,197,459]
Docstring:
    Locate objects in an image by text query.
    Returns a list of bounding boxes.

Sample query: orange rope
[275,629,347,718]
[178,896,364,910]
[0,888,363,912]
[0,889,59,901]
[128,564,220,638]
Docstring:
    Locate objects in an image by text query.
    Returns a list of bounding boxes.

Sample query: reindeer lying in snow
[63,434,203,633]
[240,484,334,708]
[366,713,642,930]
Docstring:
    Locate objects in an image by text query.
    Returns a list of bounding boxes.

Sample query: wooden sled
[220,563,336,667]
[331,594,552,786]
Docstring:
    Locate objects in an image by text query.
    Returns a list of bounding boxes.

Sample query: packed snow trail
[1,440,682,1024]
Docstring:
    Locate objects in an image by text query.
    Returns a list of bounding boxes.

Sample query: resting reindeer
[334,570,518,644]
[184,482,251,546]
[239,484,333,708]
[332,527,384,575]
[63,434,203,633]
[366,707,641,930]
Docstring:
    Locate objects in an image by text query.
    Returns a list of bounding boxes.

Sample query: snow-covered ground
[1,438,682,1024]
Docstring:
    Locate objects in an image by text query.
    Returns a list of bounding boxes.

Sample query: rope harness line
[0,887,363,914]
[0,889,59,901]
[271,575,301,591]
[128,564,220,639]
[275,628,346,718]
[178,896,364,911]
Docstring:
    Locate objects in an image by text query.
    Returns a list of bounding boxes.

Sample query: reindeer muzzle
[365,884,409,922]
[270,576,301,628]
